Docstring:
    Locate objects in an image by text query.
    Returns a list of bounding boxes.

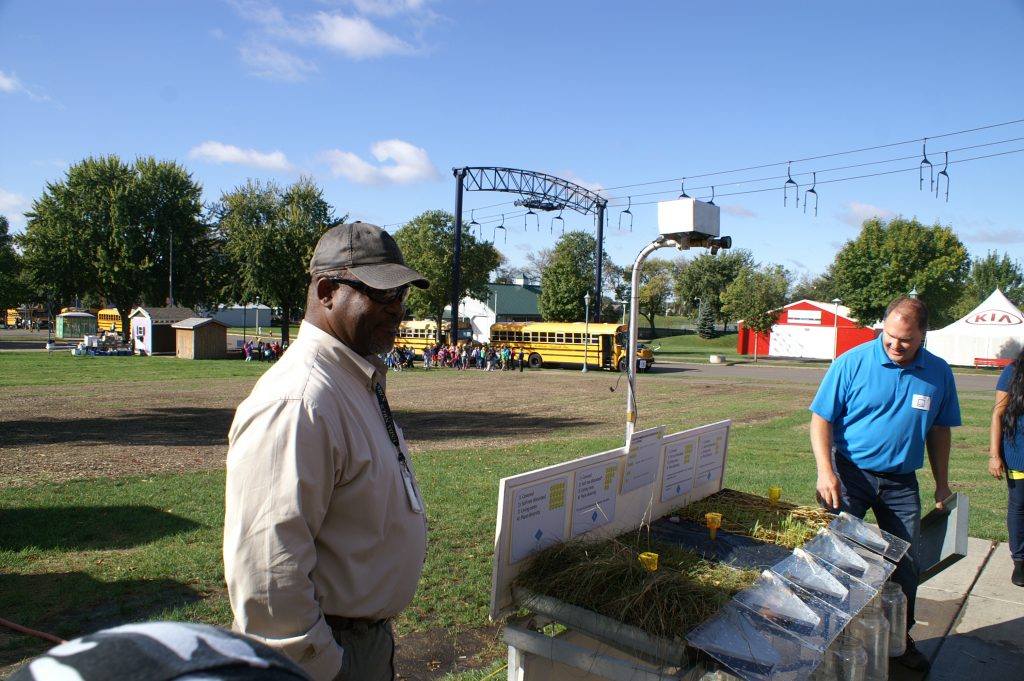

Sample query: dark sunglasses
[328,277,410,305]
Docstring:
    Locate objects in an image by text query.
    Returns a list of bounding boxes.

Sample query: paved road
[650,359,1000,393]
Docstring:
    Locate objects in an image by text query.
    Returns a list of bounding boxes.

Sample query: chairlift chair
[619,197,633,231]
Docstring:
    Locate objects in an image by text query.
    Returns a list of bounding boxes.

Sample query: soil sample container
[849,596,889,681]
[881,580,907,656]
[832,630,868,681]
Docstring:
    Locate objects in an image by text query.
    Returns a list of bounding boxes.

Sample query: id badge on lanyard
[401,461,424,514]
[375,381,425,514]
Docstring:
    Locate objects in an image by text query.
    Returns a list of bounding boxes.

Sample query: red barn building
[737,299,878,360]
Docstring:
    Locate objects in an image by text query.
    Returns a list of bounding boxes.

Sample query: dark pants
[834,454,921,633]
[328,618,395,681]
[1008,476,1024,561]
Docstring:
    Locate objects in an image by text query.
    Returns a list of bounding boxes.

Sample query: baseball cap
[309,221,429,290]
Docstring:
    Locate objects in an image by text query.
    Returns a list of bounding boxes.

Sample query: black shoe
[1013,560,1024,587]
[892,635,930,672]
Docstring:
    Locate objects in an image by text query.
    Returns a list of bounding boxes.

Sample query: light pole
[582,291,591,373]
[908,286,919,299]
[256,296,261,337]
[832,298,842,361]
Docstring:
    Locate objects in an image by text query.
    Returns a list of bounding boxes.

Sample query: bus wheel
[528,353,543,369]
[617,357,628,372]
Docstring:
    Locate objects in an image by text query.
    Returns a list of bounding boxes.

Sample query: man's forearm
[926,426,952,488]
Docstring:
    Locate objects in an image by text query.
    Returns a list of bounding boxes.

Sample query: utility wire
[382,117,1024,230]
[603,117,1024,191]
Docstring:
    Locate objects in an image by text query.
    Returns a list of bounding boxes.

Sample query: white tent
[926,289,1024,366]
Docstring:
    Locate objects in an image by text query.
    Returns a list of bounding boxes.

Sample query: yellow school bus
[96,308,122,334]
[488,321,654,371]
[396,320,472,355]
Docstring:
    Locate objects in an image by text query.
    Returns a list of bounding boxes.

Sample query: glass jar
[833,630,868,681]
[849,596,889,681]
[881,580,908,656]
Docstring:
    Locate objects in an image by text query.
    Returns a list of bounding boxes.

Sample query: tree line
[1,154,1021,344]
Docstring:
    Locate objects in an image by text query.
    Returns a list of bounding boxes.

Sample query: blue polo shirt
[997,363,1024,471]
[810,335,961,474]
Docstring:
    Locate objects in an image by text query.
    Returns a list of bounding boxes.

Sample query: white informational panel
[622,426,665,493]
[490,420,731,619]
[571,461,620,538]
[509,477,570,564]
[660,435,698,503]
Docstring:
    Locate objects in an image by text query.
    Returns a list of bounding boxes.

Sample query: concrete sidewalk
[891,537,1023,680]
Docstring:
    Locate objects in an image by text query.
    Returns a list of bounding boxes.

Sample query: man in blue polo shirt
[810,296,960,673]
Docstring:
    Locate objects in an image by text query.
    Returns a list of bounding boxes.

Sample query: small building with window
[129,306,197,356]
[460,277,543,343]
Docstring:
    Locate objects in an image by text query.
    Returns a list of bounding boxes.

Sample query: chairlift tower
[452,168,608,339]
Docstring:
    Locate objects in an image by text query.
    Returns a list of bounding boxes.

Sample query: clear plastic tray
[771,548,876,617]
[802,529,895,588]
[687,600,824,681]
[829,511,910,564]
[734,570,850,652]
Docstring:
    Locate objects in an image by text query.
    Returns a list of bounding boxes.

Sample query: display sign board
[490,420,731,619]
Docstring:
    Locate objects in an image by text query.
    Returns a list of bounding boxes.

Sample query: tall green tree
[394,209,501,342]
[538,231,599,322]
[215,177,335,345]
[721,264,792,361]
[19,155,208,332]
[624,258,675,335]
[0,216,25,311]
[674,249,754,331]
[829,217,968,327]
[789,269,839,304]
[950,251,1024,318]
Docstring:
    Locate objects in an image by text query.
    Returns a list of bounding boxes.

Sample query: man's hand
[816,470,842,510]
[934,484,953,510]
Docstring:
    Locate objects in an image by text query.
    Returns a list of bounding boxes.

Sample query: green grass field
[0,348,1006,679]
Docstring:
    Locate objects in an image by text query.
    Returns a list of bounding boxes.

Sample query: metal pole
[582,292,590,373]
[832,298,841,361]
[168,225,174,306]
[594,204,605,322]
[256,296,261,336]
[452,169,466,345]
[626,237,667,443]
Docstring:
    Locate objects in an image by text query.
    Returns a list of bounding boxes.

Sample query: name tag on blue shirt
[912,394,931,411]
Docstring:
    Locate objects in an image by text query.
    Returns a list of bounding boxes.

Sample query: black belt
[325,615,390,632]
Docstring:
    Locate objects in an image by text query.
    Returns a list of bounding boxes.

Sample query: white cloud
[188,141,294,171]
[323,139,440,185]
[353,0,427,18]
[0,70,19,92]
[722,204,755,218]
[308,12,415,58]
[0,69,50,102]
[240,43,317,81]
[973,227,1024,243]
[837,201,896,228]
[0,189,30,230]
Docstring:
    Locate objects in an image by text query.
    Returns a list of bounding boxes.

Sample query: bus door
[601,335,614,369]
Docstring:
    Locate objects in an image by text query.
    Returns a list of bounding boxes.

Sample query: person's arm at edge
[926,425,953,510]
[810,413,840,510]
[224,401,343,681]
[990,390,1009,480]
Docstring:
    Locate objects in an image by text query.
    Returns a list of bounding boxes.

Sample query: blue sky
[2,1,1023,281]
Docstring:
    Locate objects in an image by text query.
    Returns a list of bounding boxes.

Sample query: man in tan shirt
[224,222,429,681]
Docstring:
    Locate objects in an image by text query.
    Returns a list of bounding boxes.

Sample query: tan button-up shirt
[224,321,427,681]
